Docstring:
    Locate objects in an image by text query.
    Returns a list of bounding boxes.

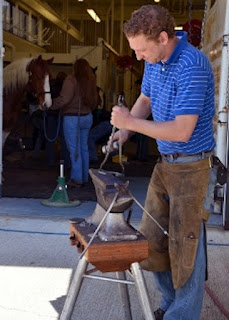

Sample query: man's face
[128,34,165,64]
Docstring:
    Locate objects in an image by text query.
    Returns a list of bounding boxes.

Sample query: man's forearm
[130,94,151,119]
[123,94,151,138]
[125,114,198,142]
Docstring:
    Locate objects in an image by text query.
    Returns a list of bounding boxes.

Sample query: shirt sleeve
[174,65,209,116]
[141,62,151,98]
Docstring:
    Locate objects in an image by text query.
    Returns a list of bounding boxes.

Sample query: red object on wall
[117,55,134,71]
[183,19,202,47]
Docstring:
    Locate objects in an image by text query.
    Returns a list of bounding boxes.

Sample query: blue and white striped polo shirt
[141,31,215,155]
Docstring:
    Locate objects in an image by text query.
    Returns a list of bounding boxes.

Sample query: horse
[2,55,54,147]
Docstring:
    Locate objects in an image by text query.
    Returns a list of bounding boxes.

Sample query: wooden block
[69,218,149,272]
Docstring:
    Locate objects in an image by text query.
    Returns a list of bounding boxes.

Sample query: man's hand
[111,106,133,129]
[110,129,130,146]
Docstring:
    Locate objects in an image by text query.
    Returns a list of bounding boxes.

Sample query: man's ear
[158,31,169,45]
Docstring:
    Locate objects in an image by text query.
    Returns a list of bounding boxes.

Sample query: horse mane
[3,57,33,93]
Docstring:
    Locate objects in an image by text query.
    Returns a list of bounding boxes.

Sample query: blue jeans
[154,222,206,320]
[88,120,112,162]
[63,113,93,183]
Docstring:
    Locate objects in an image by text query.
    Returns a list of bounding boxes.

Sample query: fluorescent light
[174,26,183,30]
[78,0,84,2]
[154,0,160,2]
[87,9,101,23]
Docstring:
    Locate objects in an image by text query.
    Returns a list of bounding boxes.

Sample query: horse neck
[3,58,32,94]
[4,82,26,97]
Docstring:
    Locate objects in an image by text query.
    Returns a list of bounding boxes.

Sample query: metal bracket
[223,34,229,47]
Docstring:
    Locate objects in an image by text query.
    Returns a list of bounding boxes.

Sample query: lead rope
[43,109,61,143]
[74,97,81,161]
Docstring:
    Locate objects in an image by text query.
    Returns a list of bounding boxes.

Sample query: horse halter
[27,71,51,98]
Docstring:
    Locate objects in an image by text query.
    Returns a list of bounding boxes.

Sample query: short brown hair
[123,5,176,41]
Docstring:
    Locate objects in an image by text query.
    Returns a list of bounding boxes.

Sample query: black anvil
[89,169,133,213]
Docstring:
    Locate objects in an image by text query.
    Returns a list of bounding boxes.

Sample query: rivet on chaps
[85,169,139,241]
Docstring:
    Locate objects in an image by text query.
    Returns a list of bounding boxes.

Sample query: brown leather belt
[161,151,213,160]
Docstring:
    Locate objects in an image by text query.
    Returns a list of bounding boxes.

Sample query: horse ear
[92,66,98,74]
[47,57,54,64]
[37,55,42,61]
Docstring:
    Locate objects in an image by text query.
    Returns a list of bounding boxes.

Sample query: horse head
[26,55,54,109]
[2,55,54,148]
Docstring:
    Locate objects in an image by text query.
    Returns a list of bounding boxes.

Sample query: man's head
[123,5,175,41]
[123,5,177,64]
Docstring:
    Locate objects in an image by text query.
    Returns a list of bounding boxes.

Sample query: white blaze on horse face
[43,74,52,108]
[2,131,10,147]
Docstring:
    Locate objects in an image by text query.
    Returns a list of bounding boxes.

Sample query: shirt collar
[163,31,188,65]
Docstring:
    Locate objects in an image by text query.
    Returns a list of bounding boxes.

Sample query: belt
[161,151,213,161]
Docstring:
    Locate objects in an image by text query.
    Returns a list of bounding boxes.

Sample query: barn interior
[1,3,229,319]
[2,0,212,199]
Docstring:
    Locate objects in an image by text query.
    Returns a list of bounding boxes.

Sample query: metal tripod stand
[60,255,155,320]
[59,169,155,320]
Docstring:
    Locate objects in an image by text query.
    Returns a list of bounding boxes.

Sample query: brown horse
[2,55,54,147]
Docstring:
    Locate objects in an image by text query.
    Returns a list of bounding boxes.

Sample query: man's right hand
[109,129,130,147]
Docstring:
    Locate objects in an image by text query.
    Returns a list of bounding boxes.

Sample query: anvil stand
[60,169,155,320]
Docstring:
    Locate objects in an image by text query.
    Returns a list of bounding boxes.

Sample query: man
[110,5,215,320]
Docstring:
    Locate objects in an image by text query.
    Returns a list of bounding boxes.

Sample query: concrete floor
[0,176,228,320]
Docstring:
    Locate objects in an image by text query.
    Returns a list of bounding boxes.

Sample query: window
[3,0,15,32]
[3,0,38,43]
[31,15,38,43]
[18,7,28,38]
